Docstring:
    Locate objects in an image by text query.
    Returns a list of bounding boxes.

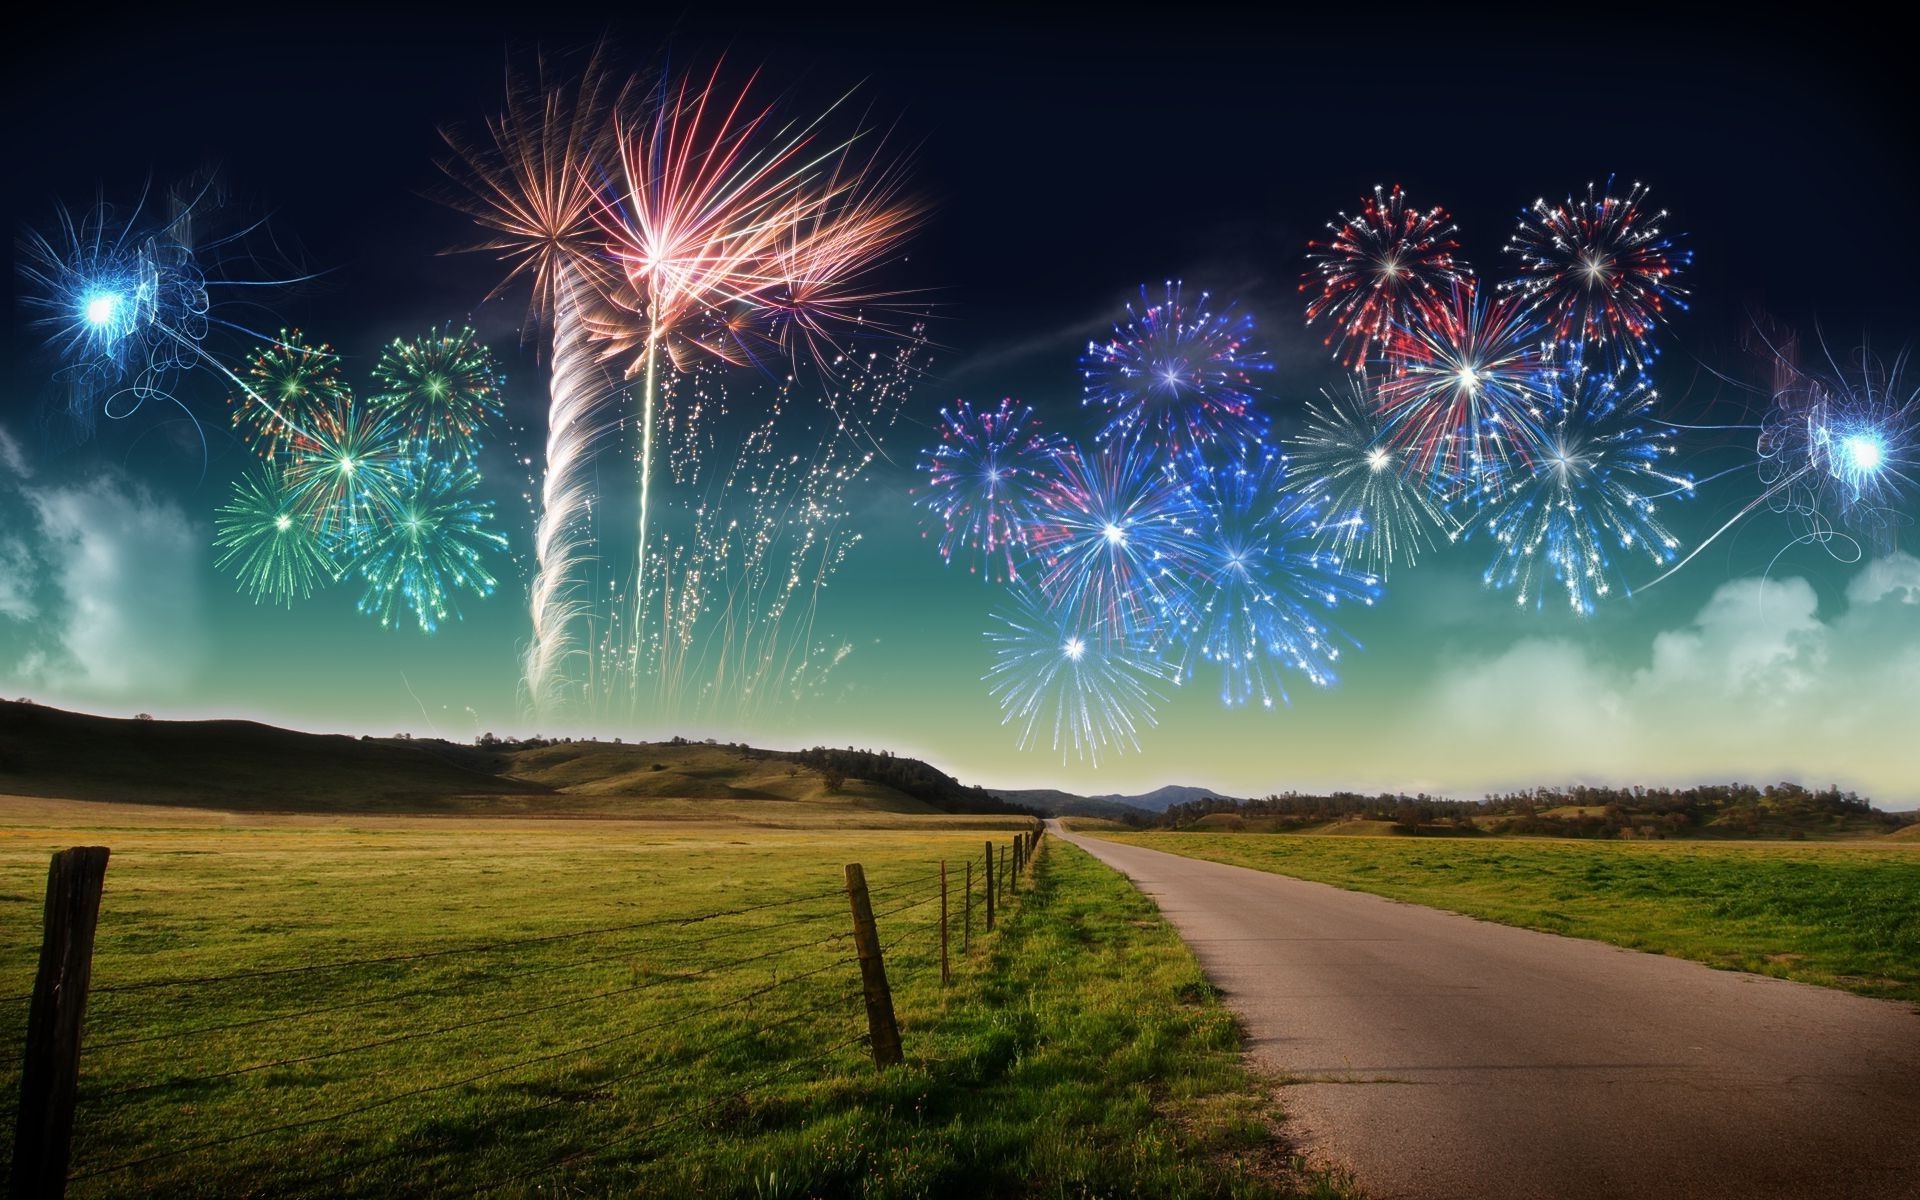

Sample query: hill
[989,783,1237,820]
[0,701,1031,820]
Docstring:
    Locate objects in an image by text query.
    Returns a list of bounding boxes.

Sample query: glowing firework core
[1842,434,1884,473]
[83,292,121,328]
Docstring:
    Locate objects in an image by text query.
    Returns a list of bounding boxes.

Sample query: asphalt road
[1051,822,1920,1200]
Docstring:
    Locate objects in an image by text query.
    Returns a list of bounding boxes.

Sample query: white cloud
[5,472,207,697]
[0,536,36,621]
[1413,553,1920,801]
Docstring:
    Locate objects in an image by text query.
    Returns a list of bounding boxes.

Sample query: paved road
[1051,822,1920,1200]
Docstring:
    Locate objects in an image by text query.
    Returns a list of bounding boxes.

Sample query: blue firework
[1081,282,1271,451]
[1479,364,1689,613]
[1023,435,1203,642]
[914,397,1062,581]
[1167,447,1380,708]
[984,579,1177,766]
[353,454,509,633]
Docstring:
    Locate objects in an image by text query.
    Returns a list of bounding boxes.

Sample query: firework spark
[985,580,1176,766]
[1502,179,1690,364]
[915,397,1061,581]
[1303,185,1469,367]
[1479,364,1688,612]
[1378,283,1553,497]
[1167,447,1379,707]
[1081,282,1271,451]
[1025,435,1203,642]
[1290,375,1459,578]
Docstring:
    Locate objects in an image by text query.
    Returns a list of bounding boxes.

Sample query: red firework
[1302,184,1470,368]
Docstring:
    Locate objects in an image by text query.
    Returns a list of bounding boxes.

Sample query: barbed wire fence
[3,826,1048,1199]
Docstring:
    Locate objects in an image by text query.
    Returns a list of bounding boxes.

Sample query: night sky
[5,4,1918,802]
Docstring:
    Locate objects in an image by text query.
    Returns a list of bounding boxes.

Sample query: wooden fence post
[1009,839,1019,897]
[984,842,995,931]
[939,861,950,986]
[963,860,973,951]
[843,864,903,1068]
[10,846,110,1200]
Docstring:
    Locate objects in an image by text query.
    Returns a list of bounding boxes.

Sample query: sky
[4,3,1918,804]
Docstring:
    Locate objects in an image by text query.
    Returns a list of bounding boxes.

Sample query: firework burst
[985,580,1176,766]
[1025,435,1203,641]
[371,325,504,460]
[282,393,407,545]
[213,459,338,607]
[1303,185,1469,367]
[355,455,509,633]
[1166,448,1380,707]
[915,398,1061,581]
[1081,283,1271,451]
[1479,364,1688,612]
[1378,283,1553,497]
[1502,179,1690,364]
[231,332,347,455]
[1289,376,1459,578]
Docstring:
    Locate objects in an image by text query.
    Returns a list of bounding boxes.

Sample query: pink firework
[915,398,1061,581]
[1303,185,1469,368]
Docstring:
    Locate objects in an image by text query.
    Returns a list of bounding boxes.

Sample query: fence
[3,827,1047,1199]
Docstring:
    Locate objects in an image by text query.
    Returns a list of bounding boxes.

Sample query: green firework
[213,459,339,606]
[370,325,504,460]
[232,331,349,455]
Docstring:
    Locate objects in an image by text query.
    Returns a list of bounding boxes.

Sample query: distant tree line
[1148,781,1911,840]
[789,746,1041,817]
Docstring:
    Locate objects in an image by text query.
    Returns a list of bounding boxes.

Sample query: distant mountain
[990,783,1238,818]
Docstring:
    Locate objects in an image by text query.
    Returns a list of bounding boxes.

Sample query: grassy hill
[0,702,1021,820]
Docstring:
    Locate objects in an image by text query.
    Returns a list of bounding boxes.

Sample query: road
[1050,822,1920,1200]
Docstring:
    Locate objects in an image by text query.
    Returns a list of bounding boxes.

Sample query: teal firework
[354,454,508,633]
[370,325,503,460]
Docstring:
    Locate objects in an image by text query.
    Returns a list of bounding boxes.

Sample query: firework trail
[440,49,619,713]
[1378,283,1553,499]
[371,324,505,460]
[985,579,1176,766]
[1502,179,1690,365]
[356,454,509,633]
[604,330,931,724]
[1081,282,1271,451]
[1303,185,1469,367]
[1025,434,1204,644]
[1166,447,1380,708]
[914,397,1061,581]
[214,459,338,607]
[1290,375,1460,578]
[1479,363,1688,612]
[17,176,314,451]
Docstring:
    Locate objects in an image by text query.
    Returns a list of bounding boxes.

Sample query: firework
[1025,435,1203,642]
[1081,282,1271,451]
[1290,376,1460,578]
[915,398,1061,581]
[1378,283,1553,497]
[985,580,1176,766]
[231,332,348,455]
[17,177,310,447]
[1166,447,1379,708]
[355,454,509,633]
[1479,364,1688,612]
[213,459,338,607]
[282,392,406,545]
[1756,343,1919,539]
[1502,179,1690,363]
[440,49,618,712]
[1303,185,1469,367]
[370,325,504,460]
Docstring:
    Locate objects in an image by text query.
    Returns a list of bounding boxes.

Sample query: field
[1101,830,1920,1002]
[1,800,1345,1199]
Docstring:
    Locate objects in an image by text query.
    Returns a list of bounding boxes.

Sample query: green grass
[0,806,1343,1198]
[1103,831,1920,1003]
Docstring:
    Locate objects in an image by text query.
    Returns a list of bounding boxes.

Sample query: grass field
[1,801,1344,1199]
[1101,831,1920,1003]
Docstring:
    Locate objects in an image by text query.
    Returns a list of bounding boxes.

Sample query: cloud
[3,469,208,698]
[1411,554,1920,801]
